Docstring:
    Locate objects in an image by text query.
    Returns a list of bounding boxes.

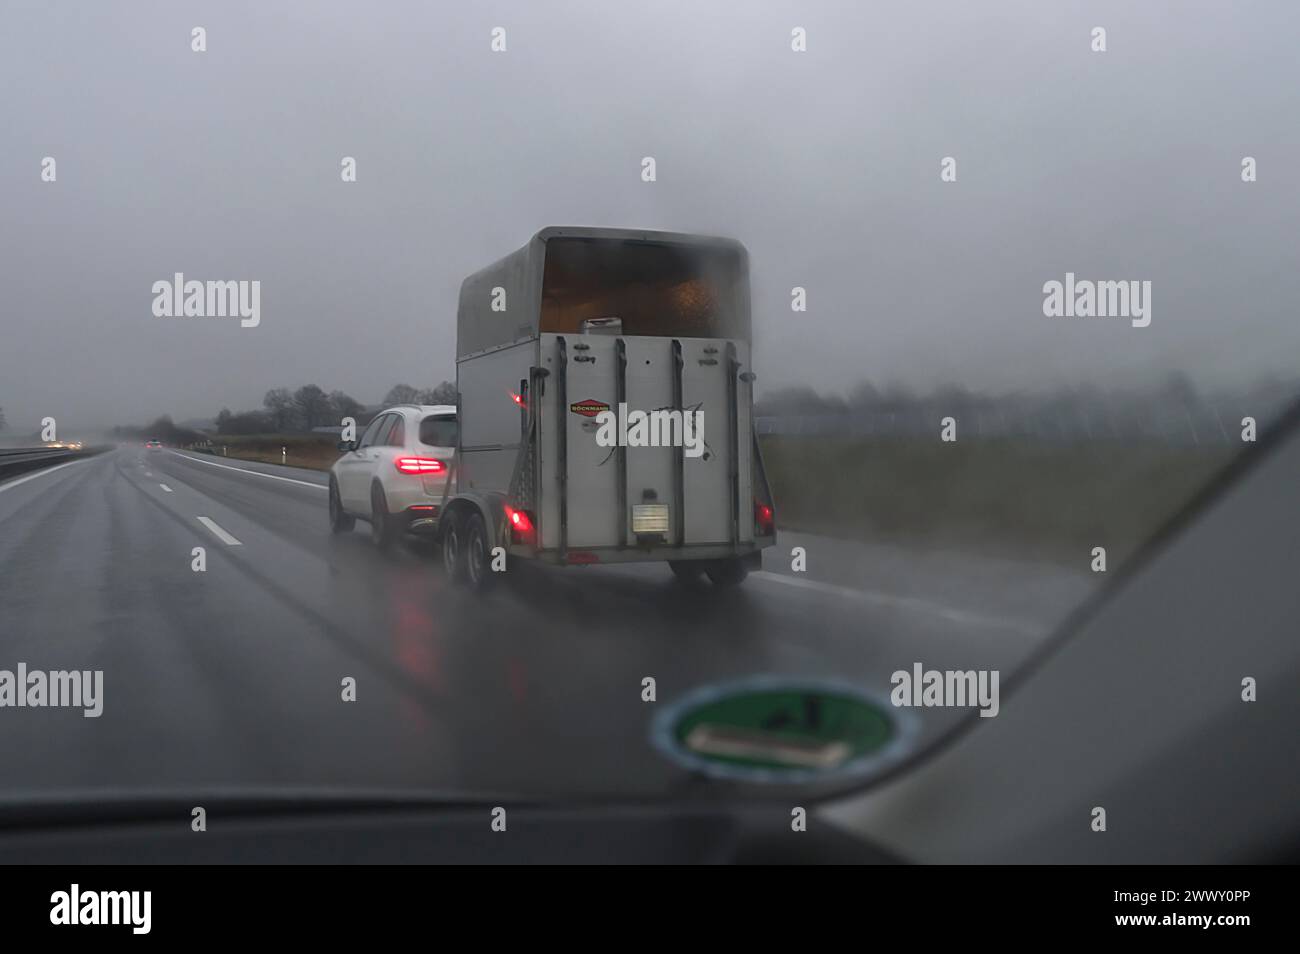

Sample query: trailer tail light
[754,499,774,536]
[504,505,535,545]
[395,457,445,475]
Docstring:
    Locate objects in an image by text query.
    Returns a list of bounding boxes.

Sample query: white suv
[328,404,456,548]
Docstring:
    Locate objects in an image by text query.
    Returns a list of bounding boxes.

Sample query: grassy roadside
[188,435,339,471]
[760,435,1233,568]
[190,432,1235,568]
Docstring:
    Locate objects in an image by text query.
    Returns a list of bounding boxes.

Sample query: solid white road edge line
[0,459,90,493]
[171,449,1036,636]
[169,450,327,490]
[751,570,1041,638]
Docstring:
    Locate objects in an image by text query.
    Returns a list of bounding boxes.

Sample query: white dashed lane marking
[196,516,242,546]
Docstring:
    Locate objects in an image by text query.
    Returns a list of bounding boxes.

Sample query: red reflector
[504,506,535,544]
[754,500,774,534]
[567,551,600,564]
[395,457,445,475]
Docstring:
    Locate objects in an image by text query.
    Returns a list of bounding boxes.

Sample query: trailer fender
[441,492,509,550]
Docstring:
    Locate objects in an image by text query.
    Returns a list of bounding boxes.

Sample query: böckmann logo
[570,398,610,418]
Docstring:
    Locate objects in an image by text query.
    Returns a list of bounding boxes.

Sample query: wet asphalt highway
[0,447,1086,802]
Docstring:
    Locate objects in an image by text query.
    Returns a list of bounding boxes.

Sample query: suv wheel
[370,484,403,550]
[329,477,355,534]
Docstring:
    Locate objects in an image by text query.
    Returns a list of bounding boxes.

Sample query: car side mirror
[337,440,357,452]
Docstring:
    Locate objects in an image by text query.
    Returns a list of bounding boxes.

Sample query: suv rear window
[419,415,457,447]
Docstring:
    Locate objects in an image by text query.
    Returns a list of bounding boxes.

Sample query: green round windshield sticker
[651,676,917,784]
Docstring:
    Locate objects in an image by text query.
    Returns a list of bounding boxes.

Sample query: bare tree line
[212,381,456,435]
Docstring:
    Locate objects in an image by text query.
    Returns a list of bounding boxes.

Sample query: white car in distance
[329,405,457,548]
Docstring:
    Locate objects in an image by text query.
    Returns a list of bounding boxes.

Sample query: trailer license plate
[632,504,670,534]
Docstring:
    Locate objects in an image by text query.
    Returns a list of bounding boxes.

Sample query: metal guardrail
[0,446,99,481]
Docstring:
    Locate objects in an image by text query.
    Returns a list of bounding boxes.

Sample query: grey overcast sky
[2,0,1298,432]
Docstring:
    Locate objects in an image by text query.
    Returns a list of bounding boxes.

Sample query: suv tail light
[395,457,445,475]
[754,499,774,536]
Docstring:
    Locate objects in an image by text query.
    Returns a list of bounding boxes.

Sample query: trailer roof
[456,227,750,358]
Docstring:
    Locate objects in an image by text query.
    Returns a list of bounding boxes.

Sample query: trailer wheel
[441,511,468,582]
[668,560,706,584]
[706,557,750,587]
[464,512,497,592]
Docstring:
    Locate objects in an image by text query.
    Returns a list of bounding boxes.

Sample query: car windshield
[0,0,1296,833]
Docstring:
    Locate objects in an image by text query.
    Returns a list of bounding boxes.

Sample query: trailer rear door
[538,332,754,554]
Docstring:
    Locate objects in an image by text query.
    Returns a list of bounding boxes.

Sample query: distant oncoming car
[328,405,457,548]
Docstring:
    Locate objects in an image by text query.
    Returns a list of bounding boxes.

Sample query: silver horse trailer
[439,226,776,589]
